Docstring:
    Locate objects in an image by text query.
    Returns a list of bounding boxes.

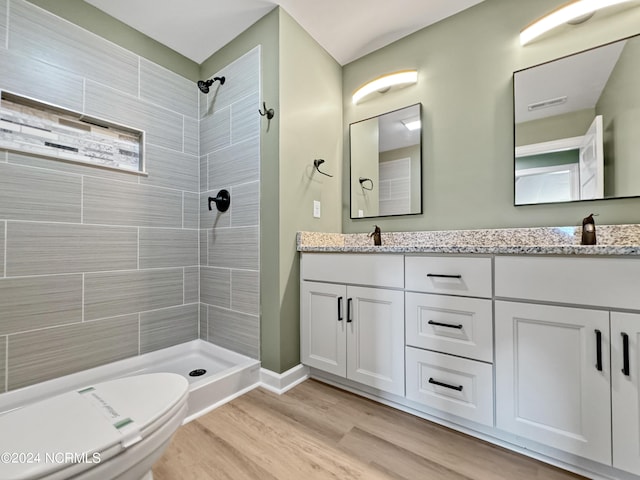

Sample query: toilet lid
[0,372,188,480]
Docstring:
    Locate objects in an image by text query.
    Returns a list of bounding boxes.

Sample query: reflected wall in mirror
[514,34,640,205]
[350,104,422,218]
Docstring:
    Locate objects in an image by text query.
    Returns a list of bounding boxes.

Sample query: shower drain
[189,369,207,377]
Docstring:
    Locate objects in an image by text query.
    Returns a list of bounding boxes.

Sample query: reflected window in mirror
[350,104,422,218]
[514,34,640,206]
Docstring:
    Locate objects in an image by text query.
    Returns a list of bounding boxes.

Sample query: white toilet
[0,372,189,480]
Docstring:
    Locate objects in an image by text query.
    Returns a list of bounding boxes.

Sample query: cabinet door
[300,281,347,376]
[495,301,611,465]
[346,286,405,396]
[612,312,640,475]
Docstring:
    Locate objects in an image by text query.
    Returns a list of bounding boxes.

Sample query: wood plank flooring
[153,379,586,480]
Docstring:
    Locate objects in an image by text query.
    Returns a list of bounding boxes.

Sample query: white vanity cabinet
[300,254,405,396]
[495,255,640,474]
[612,312,640,475]
[495,300,611,465]
[404,255,494,427]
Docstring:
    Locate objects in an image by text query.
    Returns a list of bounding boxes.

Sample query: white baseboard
[260,364,309,394]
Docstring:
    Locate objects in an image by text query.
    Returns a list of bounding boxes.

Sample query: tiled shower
[0,0,260,393]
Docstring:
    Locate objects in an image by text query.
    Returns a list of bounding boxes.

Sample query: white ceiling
[83,0,484,65]
[514,40,625,124]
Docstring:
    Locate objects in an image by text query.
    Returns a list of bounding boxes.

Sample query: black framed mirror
[349,103,422,218]
[514,33,640,206]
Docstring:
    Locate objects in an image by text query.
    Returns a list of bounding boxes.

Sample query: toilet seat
[0,373,188,480]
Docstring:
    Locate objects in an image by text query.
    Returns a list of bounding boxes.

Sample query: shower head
[197,76,226,94]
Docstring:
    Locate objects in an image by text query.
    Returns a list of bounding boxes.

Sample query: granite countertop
[297,225,640,256]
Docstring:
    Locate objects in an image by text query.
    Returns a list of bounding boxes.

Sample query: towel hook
[313,159,333,177]
[258,102,275,119]
[359,177,373,190]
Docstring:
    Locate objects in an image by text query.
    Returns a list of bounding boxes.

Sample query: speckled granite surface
[297,225,640,256]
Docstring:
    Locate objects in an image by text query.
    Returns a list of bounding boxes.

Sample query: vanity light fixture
[520,0,634,46]
[352,70,418,105]
[402,119,421,131]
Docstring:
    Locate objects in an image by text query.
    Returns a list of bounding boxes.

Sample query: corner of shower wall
[198,46,261,360]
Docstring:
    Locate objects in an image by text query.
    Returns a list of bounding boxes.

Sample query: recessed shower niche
[0,91,145,173]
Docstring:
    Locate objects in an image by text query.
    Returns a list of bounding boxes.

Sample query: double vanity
[298,225,640,480]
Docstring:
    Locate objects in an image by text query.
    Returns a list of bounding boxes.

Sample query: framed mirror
[350,104,422,218]
[514,33,640,205]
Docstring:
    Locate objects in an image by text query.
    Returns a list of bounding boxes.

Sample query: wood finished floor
[153,379,586,480]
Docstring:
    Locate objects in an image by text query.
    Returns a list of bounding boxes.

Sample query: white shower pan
[0,340,261,423]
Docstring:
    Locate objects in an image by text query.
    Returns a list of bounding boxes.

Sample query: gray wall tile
[0,0,6,48]
[200,106,230,155]
[0,48,84,111]
[85,81,182,152]
[199,155,207,192]
[200,266,230,308]
[84,269,184,320]
[8,151,139,183]
[140,304,198,354]
[201,47,260,115]
[231,269,259,316]
[6,222,137,276]
[201,190,230,229]
[184,116,199,156]
[139,228,198,269]
[208,306,259,359]
[199,229,208,266]
[207,137,259,188]
[208,227,259,270]
[9,1,138,96]
[83,177,183,228]
[0,274,82,335]
[0,336,5,393]
[199,304,207,340]
[140,59,198,118]
[140,144,198,192]
[184,267,199,304]
[183,192,199,229]
[231,181,259,227]
[0,163,81,222]
[231,92,260,144]
[0,221,4,277]
[8,314,139,390]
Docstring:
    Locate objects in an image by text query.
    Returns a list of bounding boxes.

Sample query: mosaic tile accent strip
[297,224,640,256]
[0,92,143,172]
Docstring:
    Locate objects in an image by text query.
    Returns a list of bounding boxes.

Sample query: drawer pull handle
[622,332,630,377]
[428,320,463,330]
[347,298,353,323]
[595,329,603,372]
[428,378,463,391]
[337,297,343,322]
[427,273,462,279]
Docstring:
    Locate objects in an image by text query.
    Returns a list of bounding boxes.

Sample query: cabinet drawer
[406,346,494,427]
[406,293,493,362]
[495,256,640,310]
[405,256,492,298]
[301,253,403,288]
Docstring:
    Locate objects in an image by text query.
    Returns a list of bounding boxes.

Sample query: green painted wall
[343,0,640,233]
[596,35,640,198]
[278,9,342,372]
[515,108,595,147]
[350,118,380,217]
[516,150,578,170]
[25,0,199,81]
